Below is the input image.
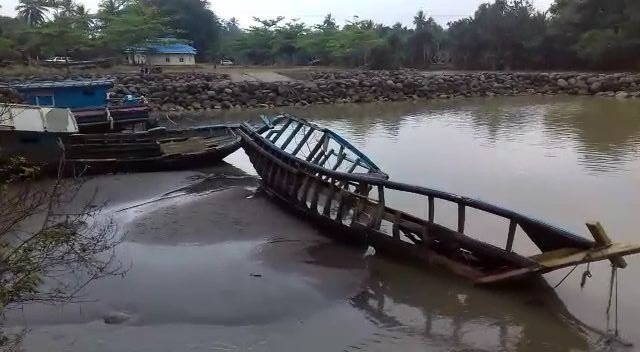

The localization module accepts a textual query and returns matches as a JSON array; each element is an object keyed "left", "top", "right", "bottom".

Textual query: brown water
[{"left": 6, "top": 96, "right": 640, "bottom": 351}]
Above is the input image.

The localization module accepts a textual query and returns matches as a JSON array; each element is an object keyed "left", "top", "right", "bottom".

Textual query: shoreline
[{"left": 2, "top": 69, "right": 640, "bottom": 112}]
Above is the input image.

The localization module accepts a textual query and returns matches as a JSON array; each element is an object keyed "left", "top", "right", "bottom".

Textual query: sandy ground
[{"left": 3, "top": 149, "right": 594, "bottom": 352}]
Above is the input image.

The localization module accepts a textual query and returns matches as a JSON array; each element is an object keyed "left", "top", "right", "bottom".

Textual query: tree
[
  {"left": 145, "top": 0, "right": 220, "bottom": 59},
  {"left": 99, "top": 1, "right": 166, "bottom": 53},
  {"left": 15, "top": 0, "right": 49, "bottom": 27}
]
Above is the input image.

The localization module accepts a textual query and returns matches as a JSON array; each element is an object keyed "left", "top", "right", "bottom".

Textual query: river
[{"left": 5, "top": 96, "right": 640, "bottom": 351}]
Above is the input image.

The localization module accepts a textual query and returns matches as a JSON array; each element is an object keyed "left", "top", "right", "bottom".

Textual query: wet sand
[{"left": 5, "top": 158, "right": 595, "bottom": 352}]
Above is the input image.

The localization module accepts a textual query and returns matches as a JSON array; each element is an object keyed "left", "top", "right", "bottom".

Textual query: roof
[
  {"left": 127, "top": 42, "right": 197, "bottom": 55},
  {"left": 3, "top": 79, "right": 115, "bottom": 90},
  {"left": 0, "top": 104, "right": 78, "bottom": 133}
]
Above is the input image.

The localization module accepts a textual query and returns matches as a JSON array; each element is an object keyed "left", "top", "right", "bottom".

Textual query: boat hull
[{"left": 238, "top": 115, "right": 640, "bottom": 285}]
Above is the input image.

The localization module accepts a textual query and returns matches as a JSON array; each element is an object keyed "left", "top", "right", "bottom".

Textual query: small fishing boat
[
  {"left": 60, "top": 125, "right": 241, "bottom": 175},
  {"left": 239, "top": 114, "right": 640, "bottom": 284},
  {"left": 1, "top": 104, "right": 241, "bottom": 176},
  {"left": 2, "top": 79, "right": 152, "bottom": 133}
]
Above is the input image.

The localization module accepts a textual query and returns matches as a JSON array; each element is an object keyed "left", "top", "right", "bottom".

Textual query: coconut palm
[{"left": 15, "top": 0, "right": 49, "bottom": 27}]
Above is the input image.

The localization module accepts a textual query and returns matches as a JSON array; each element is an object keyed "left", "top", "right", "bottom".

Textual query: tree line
[{"left": 1, "top": 0, "right": 639, "bottom": 70}]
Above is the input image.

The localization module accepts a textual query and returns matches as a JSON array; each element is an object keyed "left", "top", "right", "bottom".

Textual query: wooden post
[
  {"left": 457, "top": 203, "right": 466, "bottom": 234},
  {"left": 428, "top": 196, "right": 435, "bottom": 223},
  {"left": 323, "top": 183, "right": 338, "bottom": 216},
  {"left": 392, "top": 211, "right": 401, "bottom": 240},
  {"left": 586, "top": 222, "right": 627, "bottom": 268},
  {"left": 310, "top": 178, "right": 322, "bottom": 213},
  {"left": 506, "top": 219, "right": 517, "bottom": 252}
]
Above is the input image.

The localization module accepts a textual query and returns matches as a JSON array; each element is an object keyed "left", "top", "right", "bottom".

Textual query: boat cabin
[
  {"left": 7, "top": 79, "right": 113, "bottom": 109},
  {"left": 0, "top": 105, "right": 78, "bottom": 163}
]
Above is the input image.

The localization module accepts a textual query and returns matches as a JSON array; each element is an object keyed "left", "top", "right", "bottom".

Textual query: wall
[{"left": 146, "top": 53, "right": 195, "bottom": 66}]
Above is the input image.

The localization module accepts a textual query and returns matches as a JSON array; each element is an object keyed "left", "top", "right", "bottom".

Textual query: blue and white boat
[{"left": 2, "top": 79, "right": 151, "bottom": 133}]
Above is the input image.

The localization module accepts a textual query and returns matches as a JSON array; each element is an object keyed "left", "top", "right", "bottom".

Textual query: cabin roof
[
  {"left": 0, "top": 105, "right": 78, "bottom": 133},
  {"left": 127, "top": 42, "right": 198, "bottom": 55},
  {"left": 3, "top": 79, "right": 115, "bottom": 90}
]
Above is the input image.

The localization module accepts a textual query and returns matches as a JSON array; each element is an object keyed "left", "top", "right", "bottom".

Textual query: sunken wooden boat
[
  {"left": 58, "top": 125, "right": 241, "bottom": 175},
  {"left": 238, "top": 114, "right": 640, "bottom": 284}
]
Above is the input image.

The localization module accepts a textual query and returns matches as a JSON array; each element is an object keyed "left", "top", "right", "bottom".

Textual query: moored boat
[
  {"left": 238, "top": 114, "right": 640, "bottom": 284},
  {"left": 1, "top": 104, "right": 241, "bottom": 176},
  {"left": 1, "top": 79, "right": 152, "bottom": 133},
  {"left": 60, "top": 125, "right": 241, "bottom": 176}
]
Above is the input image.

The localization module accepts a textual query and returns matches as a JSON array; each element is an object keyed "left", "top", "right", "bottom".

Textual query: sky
[{"left": 1, "top": 0, "right": 556, "bottom": 27}]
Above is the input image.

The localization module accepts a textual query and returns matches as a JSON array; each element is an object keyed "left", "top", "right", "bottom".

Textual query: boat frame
[{"left": 239, "top": 114, "right": 640, "bottom": 284}]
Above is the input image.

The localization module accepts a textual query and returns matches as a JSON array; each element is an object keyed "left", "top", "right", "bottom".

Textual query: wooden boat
[
  {"left": 238, "top": 114, "right": 640, "bottom": 284},
  {"left": 3, "top": 79, "right": 152, "bottom": 133},
  {"left": 59, "top": 125, "right": 241, "bottom": 175}
]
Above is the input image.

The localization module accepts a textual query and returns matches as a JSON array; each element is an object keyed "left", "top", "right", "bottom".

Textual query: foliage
[
  {"left": 0, "top": 155, "right": 123, "bottom": 309},
  {"left": 144, "top": 0, "right": 220, "bottom": 59}
]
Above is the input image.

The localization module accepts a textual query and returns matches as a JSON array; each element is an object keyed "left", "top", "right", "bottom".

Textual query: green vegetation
[{"left": 0, "top": 0, "right": 639, "bottom": 70}]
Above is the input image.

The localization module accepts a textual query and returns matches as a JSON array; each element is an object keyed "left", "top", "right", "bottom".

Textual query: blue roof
[
  {"left": 129, "top": 43, "right": 197, "bottom": 55},
  {"left": 150, "top": 43, "right": 197, "bottom": 54},
  {"left": 2, "top": 79, "right": 114, "bottom": 90}
]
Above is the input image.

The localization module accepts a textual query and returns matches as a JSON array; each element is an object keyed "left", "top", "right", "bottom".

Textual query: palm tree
[
  {"left": 16, "top": 0, "right": 49, "bottom": 27},
  {"left": 55, "top": 0, "right": 77, "bottom": 17}
]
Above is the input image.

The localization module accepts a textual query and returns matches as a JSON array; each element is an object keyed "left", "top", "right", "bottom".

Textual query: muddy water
[{"left": 6, "top": 96, "right": 640, "bottom": 351}]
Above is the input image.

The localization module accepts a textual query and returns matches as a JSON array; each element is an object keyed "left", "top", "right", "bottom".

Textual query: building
[{"left": 126, "top": 41, "right": 198, "bottom": 66}]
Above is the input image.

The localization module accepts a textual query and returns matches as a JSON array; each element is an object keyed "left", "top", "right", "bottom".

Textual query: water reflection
[{"left": 349, "top": 258, "right": 591, "bottom": 352}]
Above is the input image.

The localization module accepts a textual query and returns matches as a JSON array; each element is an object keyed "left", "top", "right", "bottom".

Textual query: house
[{"left": 125, "top": 41, "right": 198, "bottom": 66}]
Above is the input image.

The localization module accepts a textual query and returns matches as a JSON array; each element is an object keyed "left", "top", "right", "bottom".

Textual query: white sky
[{"left": 0, "top": 0, "right": 555, "bottom": 27}]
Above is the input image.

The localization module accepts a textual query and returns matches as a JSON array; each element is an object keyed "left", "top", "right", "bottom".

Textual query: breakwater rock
[{"left": 3, "top": 70, "right": 640, "bottom": 111}]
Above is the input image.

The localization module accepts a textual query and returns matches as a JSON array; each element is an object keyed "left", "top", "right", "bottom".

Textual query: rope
[
  {"left": 553, "top": 264, "right": 579, "bottom": 289},
  {"left": 580, "top": 262, "right": 592, "bottom": 289}
]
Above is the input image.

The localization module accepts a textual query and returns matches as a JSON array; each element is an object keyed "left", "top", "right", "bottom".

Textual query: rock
[
  {"left": 589, "top": 82, "right": 602, "bottom": 93},
  {"left": 615, "top": 91, "right": 629, "bottom": 99},
  {"left": 557, "top": 79, "right": 569, "bottom": 88},
  {"left": 104, "top": 312, "right": 132, "bottom": 325},
  {"left": 206, "top": 91, "right": 217, "bottom": 98}
]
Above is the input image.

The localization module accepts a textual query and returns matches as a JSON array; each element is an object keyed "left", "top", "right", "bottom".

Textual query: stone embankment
[{"left": 2, "top": 70, "right": 640, "bottom": 111}]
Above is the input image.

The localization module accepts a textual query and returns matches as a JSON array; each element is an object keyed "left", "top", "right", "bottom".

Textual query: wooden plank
[
  {"left": 371, "top": 185, "right": 386, "bottom": 229},
  {"left": 270, "top": 119, "right": 293, "bottom": 143},
  {"left": 476, "top": 268, "right": 538, "bottom": 285},
  {"left": 291, "top": 127, "right": 315, "bottom": 156},
  {"left": 331, "top": 152, "right": 347, "bottom": 171},
  {"left": 587, "top": 222, "right": 627, "bottom": 268},
  {"left": 392, "top": 211, "right": 401, "bottom": 240},
  {"left": 279, "top": 121, "right": 303, "bottom": 150},
  {"left": 322, "top": 182, "right": 338, "bottom": 216},
  {"left": 318, "top": 149, "right": 334, "bottom": 167},
  {"left": 305, "top": 132, "right": 328, "bottom": 162},
  {"left": 535, "top": 242, "right": 640, "bottom": 270},
  {"left": 428, "top": 196, "right": 435, "bottom": 223},
  {"left": 506, "top": 219, "right": 517, "bottom": 252},
  {"left": 298, "top": 175, "right": 312, "bottom": 204},
  {"left": 310, "top": 179, "right": 323, "bottom": 213},
  {"left": 347, "top": 158, "right": 361, "bottom": 173},
  {"left": 457, "top": 203, "right": 466, "bottom": 234},
  {"left": 335, "top": 190, "right": 347, "bottom": 222},
  {"left": 311, "top": 150, "right": 326, "bottom": 165}
]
